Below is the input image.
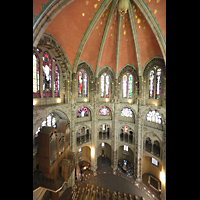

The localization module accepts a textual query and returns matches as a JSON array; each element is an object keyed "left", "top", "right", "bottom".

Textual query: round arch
[{"left": 96, "top": 142, "right": 112, "bottom": 171}]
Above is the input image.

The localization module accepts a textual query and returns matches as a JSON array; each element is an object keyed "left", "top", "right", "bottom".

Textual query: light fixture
[
  {"left": 128, "top": 99, "right": 132, "bottom": 104},
  {"left": 106, "top": 98, "right": 109, "bottom": 102},
  {"left": 160, "top": 171, "right": 165, "bottom": 183},
  {"left": 57, "top": 98, "right": 61, "bottom": 103},
  {"left": 91, "top": 148, "right": 95, "bottom": 157},
  {"left": 155, "top": 103, "right": 157, "bottom": 106},
  {"left": 118, "top": 0, "right": 129, "bottom": 16},
  {"left": 84, "top": 98, "right": 87, "bottom": 102},
  {"left": 33, "top": 100, "right": 36, "bottom": 106}
]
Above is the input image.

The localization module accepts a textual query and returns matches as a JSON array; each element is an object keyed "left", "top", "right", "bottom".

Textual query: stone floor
[{"left": 59, "top": 157, "right": 160, "bottom": 200}]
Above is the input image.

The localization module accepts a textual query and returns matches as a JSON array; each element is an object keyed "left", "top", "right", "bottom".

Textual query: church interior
[{"left": 33, "top": 0, "right": 166, "bottom": 200}]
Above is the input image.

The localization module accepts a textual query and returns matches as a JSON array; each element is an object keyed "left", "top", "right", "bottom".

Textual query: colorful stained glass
[
  {"left": 156, "top": 68, "right": 161, "bottom": 99},
  {"left": 78, "top": 71, "right": 82, "bottom": 97},
  {"left": 105, "top": 75, "right": 109, "bottom": 98},
  {"left": 149, "top": 70, "right": 154, "bottom": 99},
  {"left": 146, "top": 110, "right": 162, "bottom": 124},
  {"left": 101, "top": 74, "right": 104, "bottom": 97},
  {"left": 33, "top": 53, "right": 40, "bottom": 97},
  {"left": 83, "top": 73, "right": 88, "bottom": 97},
  {"left": 125, "top": 126, "right": 128, "bottom": 133},
  {"left": 54, "top": 65, "right": 59, "bottom": 97},
  {"left": 78, "top": 70, "right": 88, "bottom": 97},
  {"left": 121, "top": 107, "right": 133, "bottom": 118},
  {"left": 128, "top": 75, "right": 133, "bottom": 98},
  {"left": 42, "top": 51, "right": 52, "bottom": 97},
  {"left": 77, "top": 107, "right": 89, "bottom": 118},
  {"left": 99, "top": 106, "right": 110, "bottom": 116},
  {"left": 122, "top": 75, "right": 127, "bottom": 98}
]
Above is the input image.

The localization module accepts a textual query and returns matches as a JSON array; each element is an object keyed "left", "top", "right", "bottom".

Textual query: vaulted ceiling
[{"left": 33, "top": 0, "right": 166, "bottom": 77}]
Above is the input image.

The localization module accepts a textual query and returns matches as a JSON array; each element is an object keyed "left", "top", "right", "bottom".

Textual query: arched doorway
[
  {"left": 118, "top": 145, "right": 134, "bottom": 177},
  {"left": 76, "top": 146, "right": 91, "bottom": 181},
  {"left": 97, "top": 142, "right": 112, "bottom": 171},
  {"left": 142, "top": 156, "right": 162, "bottom": 198}
]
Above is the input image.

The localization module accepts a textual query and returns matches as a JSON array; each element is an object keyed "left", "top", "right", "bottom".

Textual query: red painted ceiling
[{"left": 33, "top": 0, "right": 166, "bottom": 74}]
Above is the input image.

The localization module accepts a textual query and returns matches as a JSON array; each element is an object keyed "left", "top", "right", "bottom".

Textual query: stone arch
[{"left": 98, "top": 65, "right": 115, "bottom": 83}]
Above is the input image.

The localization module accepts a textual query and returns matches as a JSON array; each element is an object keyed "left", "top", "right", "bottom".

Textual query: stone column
[{"left": 135, "top": 98, "right": 143, "bottom": 182}]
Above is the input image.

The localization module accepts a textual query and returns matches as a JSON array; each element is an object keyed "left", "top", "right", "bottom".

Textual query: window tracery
[
  {"left": 121, "top": 107, "right": 133, "bottom": 118},
  {"left": 100, "top": 73, "right": 109, "bottom": 98},
  {"left": 99, "top": 106, "right": 110, "bottom": 116},
  {"left": 149, "top": 66, "right": 161, "bottom": 99},
  {"left": 122, "top": 73, "right": 133, "bottom": 98},
  {"left": 42, "top": 51, "right": 52, "bottom": 97},
  {"left": 146, "top": 110, "right": 162, "bottom": 124},
  {"left": 33, "top": 53, "right": 40, "bottom": 97},
  {"left": 78, "top": 70, "right": 88, "bottom": 97},
  {"left": 77, "top": 107, "right": 89, "bottom": 118}
]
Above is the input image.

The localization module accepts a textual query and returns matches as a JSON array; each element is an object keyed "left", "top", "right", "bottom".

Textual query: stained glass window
[
  {"left": 105, "top": 75, "right": 109, "bottom": 98},
  {"left": 122, "top": 73, "right": 133, "bottom": 98},
  {"left": 101, "top": 73, "right": 109, "bottom": 98},
  {"left": 78, "top": 70, "right": 88, "bottom": 97},
  {"left": 101, "top": 74, "right": 105, "bottom": 97},
  {"left": 128, "top": 75, "right": 133, "bottom": 98},
  {"left": 42, "top": 51, "right": 52, "bottom": 97},
  {"left": 125, "top": 126, "right": 128, "bottom": 133},
  {"left": 149, "top": 67, "right": 162, "bottom": 99},
  {"left": 149, "top": 70, "right": 154, "bottom": 99},
  {"left": 99, "top": 106, "right": 110, "bottom": 116},
  {"left": 54, "top": 65, "right": 59, "bottom": 97},
  {"left": 122, "top": 75, "right": 127, "bottom": 98},
  {"left": 78, "top": 71, "right": 82, "bottom": 97},
  {"left": 156, "top": 68, "right": 161, "bottom": 99},
  {"left": 83, "top": 73, "right": 88, "bottom": 97},
  {"left": 77, "top": 107, "right": 89, "bottom": 118},
  {"left": 121, "top": 107, "right": 133, "bottom": 118},
  {"left": 146, "top": 110, "right": 162, "bottom": 124},
  {"left": 33, "top": 53, "right": 40, "bottom": 97}
]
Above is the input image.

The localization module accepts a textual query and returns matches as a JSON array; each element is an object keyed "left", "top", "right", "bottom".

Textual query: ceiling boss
[{"left": 118, "top": 0, "right": 129, "bottom": 16}]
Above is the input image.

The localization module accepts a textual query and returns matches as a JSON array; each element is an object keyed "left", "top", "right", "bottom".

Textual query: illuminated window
[
  {"left": 121, "top": 107, "right": 133, "bottom": 118},
  {"left": 124, "top": 145, "right": 128, "bottom": 151},
  {"left": 33, "top": 53, "right": 40, "bottom": 97},
  {"left": 101, "top": 73, "right": 109, "bottom": 98},
  {"left": 149, "top": 67, "right": 161, "bottom": 99},
  {"left": 125, "top": 126, "right": 128, "bottom": 133},
  {"left": 77, "top": 107, "right": 89, "bottom": 118},
  {"left": 149, "top": 70, "right": 154, "bottom": 99},
  {"left": 99, "top": 106, "right": 110, "bottom": 116},
  {"left": 47, "top": 115, "right": 52, "bottom": 126},
  {"left": 156, "top": 68, "right": 161, "bottom": 99},
  {"left": 54, "top": 65, "right": 60, "bottom": 97},
  {"left": 78, "top": 70, "right": 88, "bottom": 97},
  {"left": 122, "top": 73, "right": 133, "bottom": 98},
  {"left": 146, "top": 110, "right": 162, "bottom": 124},
  {"left": 42, "top": 51, "right": 52, "bottom": 97},
  {"left": 122, "top": 75, "right": 127, "bottom": 98}
]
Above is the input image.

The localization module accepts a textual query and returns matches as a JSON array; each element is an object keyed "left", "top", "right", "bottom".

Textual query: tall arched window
[
  {"left": 78, "top": 70, "right": 88, "bottom": 97},
  {"left": 54, "top": 65, "right": 60, "bottom": 97},
  {"left": 42, "top": 51, "right": 52, "bottom": 97},
  {"left": 101, "top": 73, "right": 109, "bottom": 98},
  {"left": 122, "top": 73, "right": 133, "bottom": 98},
  {"left": 149, "top": 67, "right": 161, "bottom": 99},
  {"left": 33, "top": 53, "right": 40, "bottom": 97}
]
